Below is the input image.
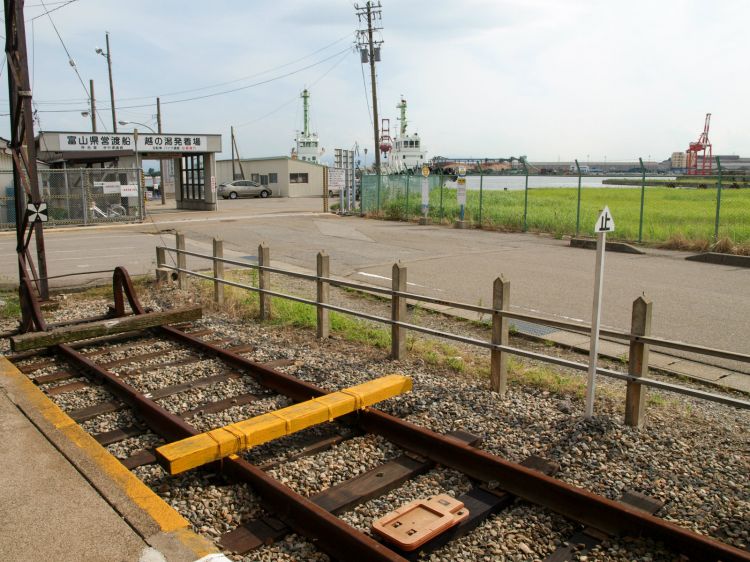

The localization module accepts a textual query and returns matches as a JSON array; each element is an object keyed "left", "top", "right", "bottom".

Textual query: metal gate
[{"left": 0, "top": 168, "right": 144, "bottom": 229}]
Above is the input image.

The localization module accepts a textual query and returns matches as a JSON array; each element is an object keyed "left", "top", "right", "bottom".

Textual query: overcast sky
[{"left": 2, "top": 0, "right": 747, "bottom": 163}]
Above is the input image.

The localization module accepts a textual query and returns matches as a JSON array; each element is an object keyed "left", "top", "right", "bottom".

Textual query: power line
[
  {"left": 26, "top": 30, "right": 355, "bottom": 106},
  {"left": 235, "top": 48, "right": 350, "bottom": 129},
  {"left": 27, "top": 46, "right": 354, "bottom": 114}
]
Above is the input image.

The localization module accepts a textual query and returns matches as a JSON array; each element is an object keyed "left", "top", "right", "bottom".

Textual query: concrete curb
[
  {"left": 685, "top": 252, "right": 750, "bottom": 268},
  {"left": 570, "top": 237, "right": 644, "bottom": 254},
  {"left": 0, "top": 356, "right": 222, "bottom": 562}
]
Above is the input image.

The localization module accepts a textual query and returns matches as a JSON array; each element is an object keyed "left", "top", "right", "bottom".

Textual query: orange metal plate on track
[{"left": 372, "top": 494, "right": 469, "bottom": 551}]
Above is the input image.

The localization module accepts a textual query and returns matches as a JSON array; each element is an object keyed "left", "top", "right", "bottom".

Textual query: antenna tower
[
  {"left": 396, "top": 97, "right": 407, "bottom": 136},
  {"left": 301, "top": 89, "right": 310, "bottom": 137}
]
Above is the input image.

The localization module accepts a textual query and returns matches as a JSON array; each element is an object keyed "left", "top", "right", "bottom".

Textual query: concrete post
[
  {"left": 155, "top": 246, "right": 168, "bottom": 284},
  {"left": 213, "top": 238, "right": 224, "bottom": 305},
  {"left": 175, "top": 232, "right": 186, "bottom": 289},
  {"left": 625, "top": 296, "right": 652, "bottom": 427},
  {"left": 316, "top": 251, "right": 330, "bottom": 339},
  {"left": 391, "top": 262, "right": 407, "bottom": 359},
  {"left": 258, "top": 243, "right": 271, "bottom": 320},
  {"left": 491, "top": 276, "right": 510, "bottom": 394}
]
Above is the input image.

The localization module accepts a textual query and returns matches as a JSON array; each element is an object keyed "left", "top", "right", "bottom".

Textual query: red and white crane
[{"left": 686, "top": 113, "right": 713, "bottom": 175}]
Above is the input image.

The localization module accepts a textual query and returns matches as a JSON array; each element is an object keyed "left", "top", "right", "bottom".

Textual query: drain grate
[{"left": 511, "top": 319, "right": 559, "bottom": 338}]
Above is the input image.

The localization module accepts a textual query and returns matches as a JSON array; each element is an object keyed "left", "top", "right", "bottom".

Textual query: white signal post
[{"left": 585, "top": 206, "right": 615, "bottom": 419}]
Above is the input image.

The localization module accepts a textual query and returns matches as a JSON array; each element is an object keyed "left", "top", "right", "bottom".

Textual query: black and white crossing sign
[
  {"left": 26, "top": 202, "right": 48, "bottom": 223},
  {"left": 595, "top": 206, "right": 615, "bottom": 232}
]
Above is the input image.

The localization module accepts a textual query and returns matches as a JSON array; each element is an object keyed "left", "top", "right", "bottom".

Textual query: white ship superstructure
[
  {"left": 292, "top": 89, "right": 323, "bottom": 163},
  {"left": 389, "top": 97, "right": 425, "bottom": 171}
]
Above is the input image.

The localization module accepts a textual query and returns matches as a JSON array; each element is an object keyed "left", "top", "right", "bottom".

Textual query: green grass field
[{"left": 373, "top": 185, "right": 750, "bottom": 250}]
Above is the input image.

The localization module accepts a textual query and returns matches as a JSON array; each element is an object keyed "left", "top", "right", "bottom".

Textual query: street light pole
[
  {"left": 104, "top": 32, "right": 116, "bottom": 132},
  {"left": 89, "top": 79, "right": 96, "bottom": 132},
  {"left": 118, "top": 120, "right": 155, "bottom": 133}
]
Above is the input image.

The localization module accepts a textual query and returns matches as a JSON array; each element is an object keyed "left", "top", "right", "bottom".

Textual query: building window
[
  {"left": 290, "top": 173, "right": 309, "bottom": 183},
  {"left": 251, "top": 173, "right": 260, "bottom": 182},
  {"left": 269, "top": 173, "right": 278, "bottom": 184}
]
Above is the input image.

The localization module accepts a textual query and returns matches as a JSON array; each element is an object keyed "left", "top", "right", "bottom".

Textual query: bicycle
[{"left": 90, "top": 201, "right": 127, "bottom": 219}]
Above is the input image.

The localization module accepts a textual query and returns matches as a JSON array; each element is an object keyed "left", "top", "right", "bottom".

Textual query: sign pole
[
  {"left": 585, "top": 206, "right": 614, "bottom": 419},
  {"left": 420, "top": 165, "right": 430, "bottom": 224},
  {"left": 585, "top": 229, "right": 606, "bottom": 418}
]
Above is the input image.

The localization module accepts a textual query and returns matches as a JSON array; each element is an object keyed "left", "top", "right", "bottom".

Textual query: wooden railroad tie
[{"left": 10, "top": 306, "right": 203, "bottom": 352}]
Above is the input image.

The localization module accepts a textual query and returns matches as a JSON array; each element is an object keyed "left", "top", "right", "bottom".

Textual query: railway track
[{"left": 6, "top": 268, "right": 749, "bottom": 561}]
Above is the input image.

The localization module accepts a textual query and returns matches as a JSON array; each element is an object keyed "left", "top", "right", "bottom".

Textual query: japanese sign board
[
  {"left": 58, "top": 133, "right": 207, "bottom": 153},
  {"left": 329, "top": 168, "right": 346, "bottom": 193},
  {"left": 136, "top": 135, "right": 207, "bottom": 152},
  {"left": 421, "top": 176, "right": 429, "bottom": 208},
  {"left": 421, "top": 165, "right": 430, "bottom": 178},
  {"left": 456, "top": 177, "right": 467, "bottom": 206},
  {"left": 594, "top": 206, "right": 615, "bottom": 233},
  {"left": 457, "top": 166, "right": 467, "bottom": 177},
  {"left": 120, "top": 184, "right": 139, "bottom": 197},
  {"left": 94, "top": 181, "right": 122, "bottom": 195},
  {"left": 26, "top": 202, "right": 48, "bottom": 223},
  {"left": 210, "top": 176, "right": 217, "bottom": 193}
]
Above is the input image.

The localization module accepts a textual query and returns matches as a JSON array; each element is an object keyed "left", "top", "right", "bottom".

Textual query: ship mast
[
  {"left": 301, "top": 89, "right": 310, "bottom": 137},
  {"left": 397, "top": 97, "right": 407, "bottom": 136}
]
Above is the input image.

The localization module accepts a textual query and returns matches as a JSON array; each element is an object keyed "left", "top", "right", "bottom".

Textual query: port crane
[{"left": 686, "top": 113, "right": 713, "bottom": 175}]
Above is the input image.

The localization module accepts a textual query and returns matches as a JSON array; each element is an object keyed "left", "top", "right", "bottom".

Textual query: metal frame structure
[
  {"left": 5, "top": 0, "right": 50, "bottom": 331},
  {"left": 686, "top": 113, "right": 713, "bottom": 176}
]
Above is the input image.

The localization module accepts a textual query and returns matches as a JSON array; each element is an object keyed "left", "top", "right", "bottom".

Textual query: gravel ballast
[{"left": 3, "top": 283, "right": 748, "bottom": 561}]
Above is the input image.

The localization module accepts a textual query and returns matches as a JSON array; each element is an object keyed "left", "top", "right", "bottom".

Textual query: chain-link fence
[
  {"left": 0, "top": 168, "right": 144, "bottom": 229},
  {"left": 361, "top": 169, "right": 750, "bottom": 249}
]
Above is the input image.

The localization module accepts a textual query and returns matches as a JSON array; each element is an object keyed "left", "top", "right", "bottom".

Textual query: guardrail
[{"left": 155, "top": 233, "right": 750, "bottom": 426}]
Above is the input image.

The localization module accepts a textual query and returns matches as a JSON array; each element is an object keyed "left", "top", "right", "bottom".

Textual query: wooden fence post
[
  {"left": 491, "top": 275, "right": 510, "bottom": 394},
  {"left": 213, "top": 238, "right": 224, "bottom": 305},
  {"left": 258, "top": 243, "right": 271, "bottom": 320},
  {"left": 391, "top": 262, "right": 407, "bottom": 359},
  {"left": 625, "top": 296, "right": 651, "bottom": 427},
  {"left": 175, "top": 232, "right": 186, "bottom": 289},
  {"left": 316, "top": 251, "right": 330, "bottom": 339},
  {"left": 155, "top": 246, "right": 168, "bottom": 284}
]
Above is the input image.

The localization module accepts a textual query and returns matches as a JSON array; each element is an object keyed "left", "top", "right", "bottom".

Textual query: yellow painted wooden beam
[{"left": 156, "top": 374, "right": 412, "bottom": 475}]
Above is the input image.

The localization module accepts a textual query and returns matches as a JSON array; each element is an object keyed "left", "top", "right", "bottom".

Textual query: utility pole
[
  {"left": 104, "top": 32, "right": 117, "bottom": 132},
  {"left": 157, "top": 97, "right": 165, "bottom": 205},
  {"left": 231, "top": 126, "right": 236, "bottom": 180},
  {"left": 89, "top": 79, "right": 96, "bottom": 132},
  {"left": 355, "top": 1, "right": 383, "bottom": 174},
  {"left": 5, "top": 0, "right": 50, "bottom": 325}
]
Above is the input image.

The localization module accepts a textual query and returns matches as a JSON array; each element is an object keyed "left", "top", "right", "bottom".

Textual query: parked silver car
[{"left": 218, "top": 180, "right": 272, "bottom": 199}]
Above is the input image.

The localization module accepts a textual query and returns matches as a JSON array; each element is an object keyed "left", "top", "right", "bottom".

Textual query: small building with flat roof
[{"left": 215, "top": 156, "right": 325, "bottom": 198}]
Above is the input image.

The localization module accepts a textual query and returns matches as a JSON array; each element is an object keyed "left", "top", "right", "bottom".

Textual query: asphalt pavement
[{"left": 1, "top": 197, "right": 748, "bottom": 361}]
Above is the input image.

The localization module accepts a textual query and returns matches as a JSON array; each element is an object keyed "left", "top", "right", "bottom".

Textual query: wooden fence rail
[{"left": 155, "top": 232, "right": 750, "bottom": 427}]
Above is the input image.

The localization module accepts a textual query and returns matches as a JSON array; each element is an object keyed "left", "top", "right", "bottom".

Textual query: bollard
[
  {"left": 316, "top": 251, "right": 330, "bottom": 339},
  {"left": 491, "top": 276, "right": 510, "bottom": 395},
  {"left": 176, "top": 232, "right": 186, "bottom": 289},
  {"left": 391, "top": 262, "right": 407, "bottom": 359},
  {"left": 625, "top": 296, "right": 651, "bottom": 427},
  {"left": 258, "top": 243, "right": 271, "bottom": 320},
  {"left": 213, "top": 239, "right": 224, "bottom": 305}
]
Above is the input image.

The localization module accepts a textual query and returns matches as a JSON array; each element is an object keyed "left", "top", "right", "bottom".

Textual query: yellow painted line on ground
[
  {"left": 157, "top": 374, "right": 412, "bottom": 475},
  {"left": 0, "top": 356, "right": 216, "bottom": 558}
]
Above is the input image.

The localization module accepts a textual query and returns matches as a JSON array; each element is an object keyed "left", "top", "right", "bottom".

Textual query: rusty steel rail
[
  {"left": 24, "top": 268, "right": 750, "bottom": 561},
  {"left": 162, "top": 323, "right": 750, "bottom": 562}
]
